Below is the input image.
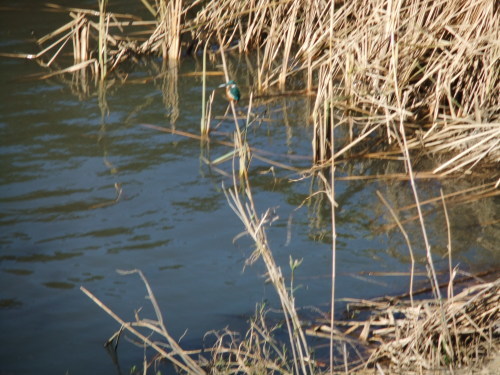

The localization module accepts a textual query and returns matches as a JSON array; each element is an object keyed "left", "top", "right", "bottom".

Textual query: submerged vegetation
[{"left": 5, "top": 0, "right": 499, "bottom": 373}]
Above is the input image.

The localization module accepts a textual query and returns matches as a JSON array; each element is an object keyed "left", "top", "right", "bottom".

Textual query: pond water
[{"left": 1, "top": 5, "right": 498, "bottom": 375}]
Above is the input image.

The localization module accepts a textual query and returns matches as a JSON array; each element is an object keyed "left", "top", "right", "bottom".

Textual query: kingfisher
[{"left": 218, "top": 80, "right": 241, "bottom": 103}]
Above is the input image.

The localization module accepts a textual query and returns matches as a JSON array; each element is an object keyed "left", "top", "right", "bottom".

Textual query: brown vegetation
[{"left": 4, "top": 0, "right": 498, "bottom": 174}]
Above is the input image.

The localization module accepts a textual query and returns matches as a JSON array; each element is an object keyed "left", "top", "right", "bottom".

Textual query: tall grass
[
  {"left": 190, "top": 0, "right": 499, "bottom": 174},
  {"left": 9, "top": 1, "right": 498, "bottom": 172},
  {"left": 5, "top": 1, "right": 185, "bottom": 81},
  {"left": 224, "top": 128, "right": 314, "bottom": 375}
]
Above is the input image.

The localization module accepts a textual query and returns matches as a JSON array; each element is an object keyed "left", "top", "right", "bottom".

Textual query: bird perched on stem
[{"left": 218, "top": 80, "right": 241, "bottom": 103}]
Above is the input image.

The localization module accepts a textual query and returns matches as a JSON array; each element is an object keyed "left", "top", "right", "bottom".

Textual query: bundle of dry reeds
[
  {"left": 309, "top": 279, "right": 500, "bottom": 374},
  {"left": 348, "top": 279, "right": 500, "bottom": 372},
  {"left": 192, "top": 0, "right": 499, "bottom": 112},
  {"left": 10, "top": 1, "right": 499, "bottom": 165},
  {"left": 191, "top": 0, "right": 499, "bottom": 173},
  {"left": 4, "top": 1, "right": 186, "bottom": 81}
]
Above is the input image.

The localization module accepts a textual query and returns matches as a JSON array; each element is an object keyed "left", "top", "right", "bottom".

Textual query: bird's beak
[{"left": 218, "top": 83, "right": 227, "bottom": 88}]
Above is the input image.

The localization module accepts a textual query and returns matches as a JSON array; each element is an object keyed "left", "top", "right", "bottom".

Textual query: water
[{"left": 1, "top": 5, "right": 498, "bottom": 375}]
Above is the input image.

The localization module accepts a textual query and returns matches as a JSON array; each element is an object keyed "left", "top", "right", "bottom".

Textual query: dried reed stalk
[
  {"left": 224, "top": 132, "right": 314, "bottom": 374},
  {"left": 97, "top": 0, "right": 108, "bottom": 79},
  {"left": 81, "top": 269, "right": 206, "bottom": 375},
  {"left": 376, "top": 191, "right": 416, "bottom": 307}
]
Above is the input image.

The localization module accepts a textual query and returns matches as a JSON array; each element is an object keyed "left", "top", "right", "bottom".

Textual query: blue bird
[{"left": 218, "top": 80, "right": 241, "bottom": 103}]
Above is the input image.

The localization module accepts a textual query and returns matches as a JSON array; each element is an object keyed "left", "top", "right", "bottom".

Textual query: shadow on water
[{"left": 0, "top": 10, "right": 498, "bottom": 375}]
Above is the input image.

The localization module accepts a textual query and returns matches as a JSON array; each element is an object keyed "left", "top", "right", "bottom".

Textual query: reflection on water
[{"left": 0, "top": 8, "right": 498, "bottom": 375}]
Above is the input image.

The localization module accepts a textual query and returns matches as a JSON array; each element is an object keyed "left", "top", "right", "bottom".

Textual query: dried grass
[
  {"left": 81, "top": 269, "right": 206, "bottom": 375},
  {"left": 205, "top": 306, "right": 294, "bottom": 374},
  {"left": 6, "top": 0, "right": 499, "bottom": 174},
  {"left": 3, "top": 1, "right": 183, "bottom": 81},
  {"left": 308, "top": 273, "right": 499, "bottom": 373},
  {"left": 363, "top": 278, "right": 500, "bottom": 372},
  {"left": 190, "top": 0, "right": 499, "bottom": 175},
  {"left": 223, "top": 112, "right": 314, "bottom": 374}
]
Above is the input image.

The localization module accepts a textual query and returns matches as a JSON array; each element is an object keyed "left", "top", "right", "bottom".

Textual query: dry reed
[
  {"left": 365, "top": 279, "right": 500, "bottom": 372},
  {"left": 4, "top": 1, "right": 184, "bottom": 81},
  {"left": 222, "top": 103, "right": 314, "bottom": 374},
  {"left": 190, "top": 0, "right": 499, "bottom": 175},
  {"left": 7, "top": 1, "right": 499, "bottom": 175},
  {"left": 81, "top": 269, "right": 206, "bottom": 375}
]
